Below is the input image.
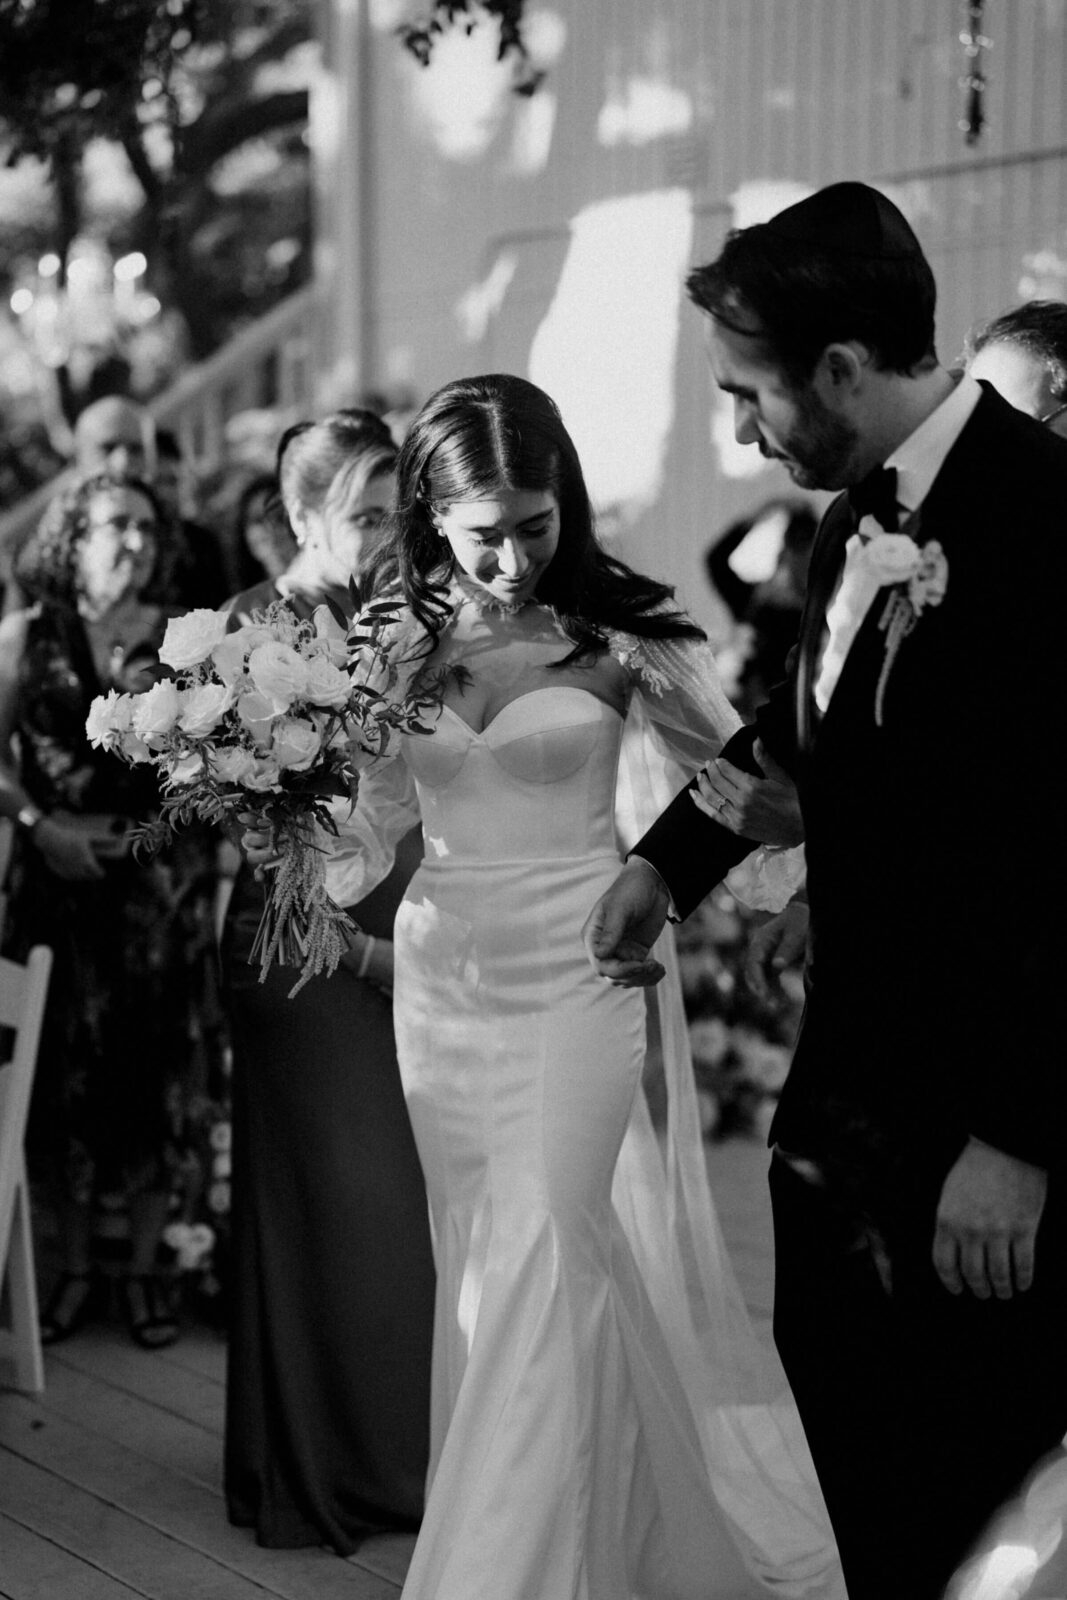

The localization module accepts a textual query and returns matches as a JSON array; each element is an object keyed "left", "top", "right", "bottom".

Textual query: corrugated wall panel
[{"left": 338, "top": 1, "right": 1067, "bottom": 634}]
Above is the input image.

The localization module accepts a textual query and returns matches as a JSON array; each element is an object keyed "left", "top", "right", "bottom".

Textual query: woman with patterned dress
[
  {"left": 222, "top": 411, "right": 435, "bottom": 1551},
  {"left": 244, "top": 376, "right": 842, "bottom": 1599},
  {"left": 0, "top": 471, "right": 225, "bottom": 1349}
]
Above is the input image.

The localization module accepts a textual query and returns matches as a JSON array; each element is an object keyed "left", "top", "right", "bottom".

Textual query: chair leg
[{"left": 4, "top": 1160, "right": 45, "bottom": 1393}]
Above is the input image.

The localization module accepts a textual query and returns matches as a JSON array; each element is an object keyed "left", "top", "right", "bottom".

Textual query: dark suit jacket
[{"left": 638, "top": 385, "right": 1064, "bottom": 1176}]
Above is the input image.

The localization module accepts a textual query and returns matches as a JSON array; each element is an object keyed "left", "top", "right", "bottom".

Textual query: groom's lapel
[{"left": 793, "top": 494, "right": 852, "bottom": 758}]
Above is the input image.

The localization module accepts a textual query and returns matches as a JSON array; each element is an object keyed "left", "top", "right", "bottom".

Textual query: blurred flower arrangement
[
  {"left": 85, "top": 597, "right": 444, "bottom": 994},
  {"left": 161, "top": 1107, "right": 233, "bottom": 1322},
  {"left": 675, "top": 886, "right": 805, "bottom": 1142}
]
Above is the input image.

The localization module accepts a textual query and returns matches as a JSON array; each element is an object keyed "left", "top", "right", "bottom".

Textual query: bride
[{"left": 246, "top": 374, "right": 841, "bottom": 1600}]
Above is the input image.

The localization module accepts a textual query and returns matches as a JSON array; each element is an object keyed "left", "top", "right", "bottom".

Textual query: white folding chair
[{"left": 0, "top": 945, "right": 53, "bottom": 1393}]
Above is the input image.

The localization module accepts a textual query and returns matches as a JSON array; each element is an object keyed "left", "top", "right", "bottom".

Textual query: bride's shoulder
[{"left": 602, "top": 602, "right": 701, "bottom": 691}]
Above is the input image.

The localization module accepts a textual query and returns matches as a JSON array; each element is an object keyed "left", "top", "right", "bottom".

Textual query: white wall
[{"left": 315, "top": 0, "right": 1067, "bottom": 639}]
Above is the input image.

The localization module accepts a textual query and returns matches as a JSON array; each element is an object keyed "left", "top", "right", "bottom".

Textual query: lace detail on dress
[{"left": 605, "top": 627, "right": 673, "bottom": 696}]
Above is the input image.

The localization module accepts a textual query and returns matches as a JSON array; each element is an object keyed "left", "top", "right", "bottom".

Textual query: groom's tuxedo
[
  {"left": 641, "top": 382, "right": 1062, "bottom": 1173},
  {"left": 636, "top": 381, "right": 1067, "bottom": 1597}
]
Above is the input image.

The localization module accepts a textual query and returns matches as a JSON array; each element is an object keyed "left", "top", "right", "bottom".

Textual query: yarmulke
[{"left": 763, "top": 182, "right": 924, "bottom": 261}]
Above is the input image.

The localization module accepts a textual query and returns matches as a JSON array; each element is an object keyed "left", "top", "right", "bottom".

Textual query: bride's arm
[
  {"left": 614, "top": 629, "right": 805, "bottom": 912},
  {"left": 322, "top": 754, "right": 421, "bottom": 908}
]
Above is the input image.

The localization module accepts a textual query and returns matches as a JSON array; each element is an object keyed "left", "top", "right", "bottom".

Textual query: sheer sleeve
[
  {"left": 609, "top": 627, "right": 805, "bottom": 912},
  {"left": 609, "top": 629, "right": 743, "bottom": 774},
  {"left": 609, "top": 630, "right": 740, "bottom": 856},
  {"left": 323, "top": 753, "right": 420, "bottom": 908}
]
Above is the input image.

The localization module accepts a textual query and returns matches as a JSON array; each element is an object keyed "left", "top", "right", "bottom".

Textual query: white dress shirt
[{"left": 813, "top": 373, "right": 983, "bottom": 712}]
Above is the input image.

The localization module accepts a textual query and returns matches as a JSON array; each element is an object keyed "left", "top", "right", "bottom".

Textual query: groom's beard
[{"left": 769, "top": 387, "right": 860, "bottom": 491}]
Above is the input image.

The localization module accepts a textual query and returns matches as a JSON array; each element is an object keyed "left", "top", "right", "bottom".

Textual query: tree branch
[{"left": 177, "top": 87, "right": 308, "bottom": 178}]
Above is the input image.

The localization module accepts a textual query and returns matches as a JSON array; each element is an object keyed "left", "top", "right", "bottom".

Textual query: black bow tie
[{"left": 848, "top": 465, "right": 899, "bottom": 531}]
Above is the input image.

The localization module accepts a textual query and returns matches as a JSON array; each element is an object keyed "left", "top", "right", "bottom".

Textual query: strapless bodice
[{"left": 401, "top": 686, "right": 623, "bottom": 864}]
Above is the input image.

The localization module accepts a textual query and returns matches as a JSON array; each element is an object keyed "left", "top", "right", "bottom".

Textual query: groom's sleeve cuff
[{"left": 627, "top": 852, "right": 680, "bottom": 923}]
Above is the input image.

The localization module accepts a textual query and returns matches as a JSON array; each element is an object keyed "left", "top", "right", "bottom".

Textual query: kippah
[{"left": 762, "top": 182, "right": 925, "bottom": 262}]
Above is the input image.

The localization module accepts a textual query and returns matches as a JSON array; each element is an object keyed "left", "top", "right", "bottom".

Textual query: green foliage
[
  {"left": 0, "top": 0, "right": 314, "bottom": 389},
  {"left": 398, "top": 0, "right": 544, "bottom": 94},
  {"left": 0, "top": 0, "right": 198, "bottom": 162}
]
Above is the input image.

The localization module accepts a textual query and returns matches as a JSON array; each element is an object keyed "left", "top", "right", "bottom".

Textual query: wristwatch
[{"left": 15, "top": 802, "right": 46, "bottom": 836}]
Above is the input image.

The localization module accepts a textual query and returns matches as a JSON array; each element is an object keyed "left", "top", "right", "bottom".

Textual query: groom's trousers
[{"left": 769, "top": 1150, "right": 1067, "bottom": 1600}]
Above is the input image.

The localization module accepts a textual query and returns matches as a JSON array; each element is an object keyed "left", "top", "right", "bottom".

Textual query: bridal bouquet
[{"left": 86, "top": 598, "right": 436, "bottom": 993}]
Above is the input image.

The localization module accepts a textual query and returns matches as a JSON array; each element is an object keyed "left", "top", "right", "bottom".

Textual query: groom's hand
[
  {"left": 933, "top": 1138, "right": 1048, "bottom": 1300},
  {"left": 582, "top": 857, "right": 669, "bottom": 987},
  {"left": 743, "top": 901, "right": 809, "bottom": 999}
]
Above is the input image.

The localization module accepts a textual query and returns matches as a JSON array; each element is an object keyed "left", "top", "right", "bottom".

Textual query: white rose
[
  {"left": 732, "top": 1028, "right": 791, "bottom": 1093},
  {"left": 311, "top": 604, "right": 349, "bottom": 665},
  {"left": 131, "top": 679, "right": 182, "bottom": 742},
  {"left": 178, "top": 682, "right": 234, "bottom": 738},
  {"left": 236, "top": 689, "right": 277, "bottom": 745},
  {"left": 743, "top": 1042, "right": 791, "bottom": 1093},
  {"left": 159, "top": 608, "right": 230, "bottom": 670},
  {"left": 209, "top": 1121, "right": 232, "bottom": 1152},
  {"left": 210, "top": 624, "right": 275, "bottom": 685},
  {"left": 241, "top": 755, "right": 282, "bottom": 792},
  {"left": 863, "top": 532, "right": 922, "bottom": 585},
  {"left": 688, "top": 1016, "right": 730, "bottom": 1068},
  {"left": 909, "top": 540, "right": 950, "bottom": 611},
  {"left": 210, "top": 633, "right": 250, "bottom": 686},
  {"left": 120, "top": 730, "right": 153, "bottom": 764},
  {"left": 85, "top": 689, "right": 134, "bottom": 749},
  {"left": 166, "top": 750, "right": 205, "bottom": 786},
  {"left": 303, "top": 654, "right": 352, "bottom": 709},
  {"left": 247, "top": 640, "right": 310, "bottom": 712},
  {"left": 209, "top": 746, "right": 257, "bottom": 785},
  {"left": 272, "top": 716, "right": 324, "bottom": 772}
]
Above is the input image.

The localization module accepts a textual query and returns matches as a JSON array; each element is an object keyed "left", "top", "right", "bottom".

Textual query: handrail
[{"left": 0, "top": 282, "right": 323, "bottom": 554}]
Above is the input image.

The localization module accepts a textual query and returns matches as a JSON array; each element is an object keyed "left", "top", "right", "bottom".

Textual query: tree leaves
[{"left": 396, "top": 1, "right": 545, "bottom": 94}]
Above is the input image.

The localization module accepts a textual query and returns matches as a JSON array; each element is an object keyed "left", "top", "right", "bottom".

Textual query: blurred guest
[
  {"left": 966, "top": 299, "right": 1067, "bottom": 438},
  {"left": 705, "top": 498, "right": 817, "bottom": 713},
  {"left": 0, "top": 472, "right": 223, "bottom": 1349},
  {"left": 152, "top": 428, "right": 229, "bottom": 609},
  {"left": 222, "top": 409, "right": 434, "bottom": 1552},
  {"left": 72, "top": 395, "right": 154, "bottom": 479},
  {"left": 73, "top": 396, "right": 226, "bottom": 610},
  {"left": 229, "top": 472, "right": 299, "bottom": 593}
]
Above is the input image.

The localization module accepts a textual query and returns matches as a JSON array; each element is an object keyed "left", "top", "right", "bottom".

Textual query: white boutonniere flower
[
  {"left": 862, "top": 531, "right": 923, "bottom": 585},
  {"left": 907, "top": 539, "right": 950, "bottom": 616},
  {"left": 870, "top": 514, "right": 949, "bottom": 725}
]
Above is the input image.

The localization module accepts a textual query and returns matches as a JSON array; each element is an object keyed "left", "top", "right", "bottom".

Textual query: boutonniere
[{"left": 859, "top": 514, "right": 949, "bottom": 725}]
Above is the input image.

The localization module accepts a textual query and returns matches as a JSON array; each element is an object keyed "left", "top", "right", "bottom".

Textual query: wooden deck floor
[{"left": 0, "top": 1140, "right": 774, "bottom": 1600}]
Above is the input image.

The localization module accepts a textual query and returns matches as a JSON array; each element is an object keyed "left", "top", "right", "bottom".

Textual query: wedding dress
[{"left": 325, "top": 592, "right": 842, "bottom": 1600}]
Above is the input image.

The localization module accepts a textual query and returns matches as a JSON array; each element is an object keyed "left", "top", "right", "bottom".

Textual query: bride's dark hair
[{"left": 361, "top": 373, "right": 703, "bottom": 660}]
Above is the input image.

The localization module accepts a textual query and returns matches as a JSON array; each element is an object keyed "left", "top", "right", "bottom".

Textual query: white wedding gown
[{"left": 326, "top": 597, "right": 842, "bottom": 1600}]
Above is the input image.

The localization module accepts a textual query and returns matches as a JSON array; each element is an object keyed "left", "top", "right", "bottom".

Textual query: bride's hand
[{"left": 693, "top": 740, "right": 804, "bottom": 846}]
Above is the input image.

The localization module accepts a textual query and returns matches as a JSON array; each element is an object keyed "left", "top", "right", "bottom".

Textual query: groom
[{"left": 585, "top": 183, "right": 1067, "bottom": 1599}]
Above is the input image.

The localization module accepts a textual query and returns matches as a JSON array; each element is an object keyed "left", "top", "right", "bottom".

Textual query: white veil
[{"left": 611, "top": 690, "right": 845, "bottom": 1599}]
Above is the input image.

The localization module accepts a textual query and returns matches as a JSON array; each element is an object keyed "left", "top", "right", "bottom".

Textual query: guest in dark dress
[
  {"left": 152, "top": 429, "right": 231, "bottom": 610},
  {"left": 229, "top": 472, "right": 300, "bottom": 595},
  {"left": 0, "top": 471, "right": 224, "bottom": 1349},
  {"left": 221, "top": 409, "right": 435, "bottom": 1551}
]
